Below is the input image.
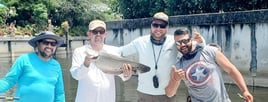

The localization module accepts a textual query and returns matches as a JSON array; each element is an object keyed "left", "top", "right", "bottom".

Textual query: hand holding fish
[
  {"left": 84, "top": 49, "right": 98, "bottom": 68},
  {"left": 122, "top": 63, "right": 132, "bottom": 77},
  {"left": 85, "top": 48, "right": 150, "bottom": 74}
]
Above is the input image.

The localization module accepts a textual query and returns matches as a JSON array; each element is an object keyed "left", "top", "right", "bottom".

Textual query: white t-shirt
[{"left": 119, "top": 35, "right": 179, "bottom": 95}]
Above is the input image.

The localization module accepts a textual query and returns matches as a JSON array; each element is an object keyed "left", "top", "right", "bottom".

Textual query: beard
[
  {"left": 181, "top": 44, "right": 203, "bottom": 60},
  {"left": 38, "top": 47, "right": 54, "bottom": 58},
  {"left": 150, "top": 30, "right": 166, "bottom": 40},
  {"left": 179, "top": 43, "right": 192, "bottom": 55}
]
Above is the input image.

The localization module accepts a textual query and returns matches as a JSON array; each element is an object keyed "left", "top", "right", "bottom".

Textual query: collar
[
  {"left": 150, "top": 36, "right": 166, "bottom": 46},
  {"left": 182, "top": 45, "right": 203, "bottom": 60}
]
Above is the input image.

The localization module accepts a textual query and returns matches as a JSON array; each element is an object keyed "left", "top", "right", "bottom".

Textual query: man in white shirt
[{"left": 70, "top": 20, "right": 132, "bottom": 102}]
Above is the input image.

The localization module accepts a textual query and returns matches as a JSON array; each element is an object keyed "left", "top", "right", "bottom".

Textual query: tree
[
  {"left": 1, "top": 0, "right": 110, "bottom": 35},
  {"left": 109, "top": 0, "right": 268, "bottom": 19},
  {"left": 109, "top": 0, "right": 166, "bottom": 19},
  {"left": 0, "top": 6, "right": 8, "bottom": 25}
]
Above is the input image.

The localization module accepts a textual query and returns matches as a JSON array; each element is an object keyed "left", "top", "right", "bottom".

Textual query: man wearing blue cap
[{"left": 0, "top": 31, "right": 65, "bottom": 102}]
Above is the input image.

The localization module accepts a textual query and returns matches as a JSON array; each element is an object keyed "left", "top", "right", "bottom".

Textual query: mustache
[
  {"left": 44, "top": 47, "right": 54, "bottom": 52},
  {"left": 39, "top": 47, "right": 54, "bottom": 57}
]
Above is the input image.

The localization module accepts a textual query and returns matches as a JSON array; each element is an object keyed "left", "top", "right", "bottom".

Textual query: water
[{"left": 0, "top": 51, "right": 268, "bottom": 102}]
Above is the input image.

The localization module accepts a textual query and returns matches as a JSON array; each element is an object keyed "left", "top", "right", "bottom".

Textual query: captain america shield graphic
[{"left": 185, "top": 61, "right": 211, "bottom": 86}]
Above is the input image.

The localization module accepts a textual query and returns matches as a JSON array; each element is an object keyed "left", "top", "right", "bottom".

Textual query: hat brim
[{"left": 28, "top": 34, "right": 64, "bottom": 47}]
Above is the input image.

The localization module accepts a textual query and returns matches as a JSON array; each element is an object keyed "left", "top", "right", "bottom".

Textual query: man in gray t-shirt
[{"left": 165, "top": 28, "right": 253, "bottom": 102}]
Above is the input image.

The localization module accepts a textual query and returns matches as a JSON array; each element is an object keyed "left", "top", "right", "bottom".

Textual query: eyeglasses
[
  {"left": 91, "top": 29, "right": 105, "bottom": 35},
  {"left": 175, "top": 38, "right": 191, "bottom": 46},
  {"left": 39, "top": 40, "right": 57, "bottom": 46},
  {"left": 151, "top": 23, "right": 167, "bottom": 29}
]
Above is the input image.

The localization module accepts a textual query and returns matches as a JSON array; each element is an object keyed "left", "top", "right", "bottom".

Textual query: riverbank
[{"left": 223, "top": 71, "right": 268, "bottom": 88}]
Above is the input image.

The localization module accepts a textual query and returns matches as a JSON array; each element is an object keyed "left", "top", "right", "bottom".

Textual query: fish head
[{"left": 85, "top": 48, "right": 99, "bottom": 59}]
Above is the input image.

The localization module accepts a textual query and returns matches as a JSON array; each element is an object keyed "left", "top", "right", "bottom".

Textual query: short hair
[{"left": 174, "top": 27, "right": 191, "bottom": 38}]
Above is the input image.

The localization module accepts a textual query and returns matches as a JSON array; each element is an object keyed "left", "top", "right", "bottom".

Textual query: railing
[
  {"left": 0, "top": 36, "right": 88, "bottom": 58},
  {"left": 0, "top": 96, "right": 19, "bottom": 102}
]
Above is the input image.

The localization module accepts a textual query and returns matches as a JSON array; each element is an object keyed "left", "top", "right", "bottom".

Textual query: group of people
[{"left": 0, "top": 12, "right": 254, "bottom": 102}]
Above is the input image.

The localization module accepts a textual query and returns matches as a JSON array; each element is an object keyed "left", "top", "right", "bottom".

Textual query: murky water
[{"left": 0, "top": 51, "right": 267, "bottom": 102}]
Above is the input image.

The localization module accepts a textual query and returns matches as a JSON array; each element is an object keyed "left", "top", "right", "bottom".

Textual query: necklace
[{"left": 151, "top": 43, "right": 163, "bottom": 71}]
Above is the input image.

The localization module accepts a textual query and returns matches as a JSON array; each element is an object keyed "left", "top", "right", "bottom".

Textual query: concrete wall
[{"left": 105, "top": 10, "right": 268, "bottom": 73}]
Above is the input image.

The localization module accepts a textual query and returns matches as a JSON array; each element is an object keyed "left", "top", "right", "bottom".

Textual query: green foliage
[
  {"left": 32, "top": 3, "right": 48, "bottom": 32},
  {"left": 1, "top": 0, "right": 267, "bottom": 36},
  {"left": 109, "top": 0, "right": 167, "bottom": 19},
  {"left": 0, "top": 6, "right": 8, "bottom": 25},
  {"left": 0, "top": 0, "right": 117, "bottom": 36},
  {"left": 110, "top": 0, "right": 268, "bottom": 19},
  {"left": 52, "top": 0, "right": 114, "bottom": 36},
  {"left": 69, "top": 25, "right": 87, "bottom": 36}
]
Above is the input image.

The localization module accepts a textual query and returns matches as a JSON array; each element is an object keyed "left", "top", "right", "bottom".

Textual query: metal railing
[{"left": 0, "top": 96, "right": 19, "bottom": 102}]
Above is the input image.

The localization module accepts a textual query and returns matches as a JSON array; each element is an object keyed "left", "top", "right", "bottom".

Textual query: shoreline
[{"left": 223, "top": 71, "right": 268, "bottom": 88}]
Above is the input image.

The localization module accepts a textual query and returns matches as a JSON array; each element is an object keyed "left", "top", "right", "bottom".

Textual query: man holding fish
[{"left": 70, "top": 20, "right": 133, "bottom": 102}]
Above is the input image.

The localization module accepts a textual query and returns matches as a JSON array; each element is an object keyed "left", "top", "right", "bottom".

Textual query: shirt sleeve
[
  {"left": 54, "top": 65, "right": 65, "bottom": 102},
  {"left": 69, "top": 48, "right": 90, "bottom": 80},
  {"left": 0, "top": 56, "right": 23, "bottom": 93},
  {"left": 118, "top": 38, "right": 139, "bottom": 57},
  {"left": 117, "top": 73, "right": 132, "bottom": 81}
]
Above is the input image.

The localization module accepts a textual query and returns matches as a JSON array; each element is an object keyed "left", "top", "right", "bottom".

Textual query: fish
[{"left": 85, "top": 48, "right": 150, "bottom": 75}]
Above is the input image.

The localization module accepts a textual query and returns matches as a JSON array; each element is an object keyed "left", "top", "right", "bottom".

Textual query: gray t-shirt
[{"left": 176, "top": 46, "right": 231, "bottom": 102}]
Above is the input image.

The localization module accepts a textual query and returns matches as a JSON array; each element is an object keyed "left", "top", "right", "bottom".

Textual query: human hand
[
  {"left": 192, "top": 29, "right": 203, "bottom": 43},
  {"left": 171, "top": 66, "right": 185, "bottom": 81},
  {"left": 122, "top": 63, "right": 132, "bottom": 77},
  {"left": 83, "top": 53, "right": 98, "bottom": 68},
  {"left": 243, "top": 91, "right": 254, "bottom": 102}
]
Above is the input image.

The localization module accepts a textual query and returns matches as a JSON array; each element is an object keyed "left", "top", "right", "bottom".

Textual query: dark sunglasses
[
  {"left": 151, "top": 23, "right": 167, "bottom": 29},
  {"left": 175, "top": 38, "right": 191, "bottom": 46},
  {"left": 91, "top": 29, "right": 105, "bottom": 35},
  {"left": 153, "top": 75, "right": 159, "bottom": 88},
  {"left": 39, "top": 40, "right": 57, "bottom": 46}
]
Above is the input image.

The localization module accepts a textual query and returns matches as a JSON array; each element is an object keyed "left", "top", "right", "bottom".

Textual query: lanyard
[{"left": 151, "top": 43, "right": 163, "bottom": 71}]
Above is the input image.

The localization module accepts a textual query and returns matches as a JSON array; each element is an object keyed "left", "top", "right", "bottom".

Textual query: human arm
[
  {"left": 0, "top": 56, "right": 23, "bottom": 93},
  {"left": 118, "top": 38, "right": 140, "bottom": 57},
  {"left": 215, "top": 50, "right": 253, "bottom": 102},
  {"left": 165, "top": 66, "right": 185, "bottom": 97},
  {"left": 192, "top": 31, "right": 206, "bottom": 47},
  {"left": 54, "top": 67, "right": 65, "bottom": 102},
  {"left": 69, "top": 48, "right": 91, "bottom": 80}
]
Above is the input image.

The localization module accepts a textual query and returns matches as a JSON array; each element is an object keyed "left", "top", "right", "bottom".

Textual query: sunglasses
[
  {"left": 151, "top": 23, "right": 167, "bottom": 29},
  {"left": 153, "top": 75, "right": 159, "bottom": 88},
  {"left": 39, "top": 40, "right": 57, "bottom": 46},
  {"left": 91, "top": 29, "right": 105, "bottom": 35},
  {"left": 175, "top": 38, "right": 191, "bottom": 46}
]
